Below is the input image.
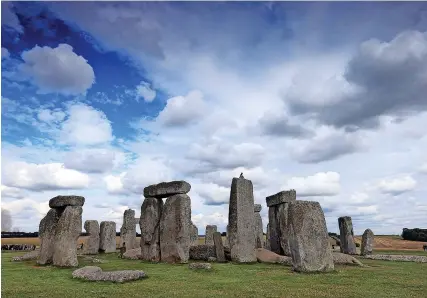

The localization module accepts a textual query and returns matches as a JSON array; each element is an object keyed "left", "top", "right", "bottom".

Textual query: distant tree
[
  {"left": 402, "top": 228, "right": 427, "bottom": 242},
  {"left": 1, "top": 209, "right": 12, "bottom": 232},
  {"left": 12, "top": 227, "right": 21, "bottom": 232}
]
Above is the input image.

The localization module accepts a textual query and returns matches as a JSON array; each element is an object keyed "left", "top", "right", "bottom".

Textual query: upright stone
[
  {"left": 120, "top": 209, "right": 137, "bottom": 250},
  {"left": 205, "top": 225, "right": 217, "bottom": 245},
  {"left": 53, "top": 206, "right": 82, "bottom": 267},
  {"left": 228, "top": 176, "right": 257, "bottom": 263},
  {"left": 287, "top": 201, "right": 334, "bottom": 272},
  {"left": 140, "top": 197, "right": 163, "bottom": 262},
  {"left": 190, "top": 222, "right": 199, "bottom": 246},
  {"left": 144, "top": 181, "right": 191, "bottom": 199},
  {"left": 338, "top": 216, "right": 357, "bottom": 255},
  {"left": 361, "top": 228, "right": 374, "bottom": 256},
  {"left": 254, "top": 204, "right": 264, "bottom": 248},
  {"left": 38, "top": 208, "right": 60, "bottom": 265},
  {"left": 224, "top": 225, "right": 230, "bottom": 248},
  {"left": 83, "top": 220, "right": 100, "bottom": 255},
  {"left": 160, "top": 194, "right": 191, "bottom": 263},
  {"left": 265, "top": 224, "right": 271, "bottom": 250},
  {"left": 213, "top": 232, "right": 226, "bottom": 262},
  {"left": 99, "top": 221, "right": 116, "bottom": 253}
]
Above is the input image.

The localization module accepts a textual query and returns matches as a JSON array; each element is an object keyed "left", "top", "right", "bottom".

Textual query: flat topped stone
[
  {"left": 49, "top": 196, "right": 85, "bottom": 208},
  {"left": 72, "top": 266, "right": 146, "bottom": 283},
  {"left": 143, "top": 181, "right": 191, "bottom": 198},
  {"left": 254, "top": 204, "right": 262, "bottom": 212},
  {"left": 266, "top": 190, "right": 296, "bottom": 207}
]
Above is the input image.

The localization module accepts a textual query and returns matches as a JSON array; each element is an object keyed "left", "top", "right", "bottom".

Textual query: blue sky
[{"left": 1, "top": 1, "right": 427, "bottom": 234}]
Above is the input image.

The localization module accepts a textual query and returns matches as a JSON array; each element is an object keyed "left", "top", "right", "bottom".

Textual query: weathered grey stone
[
  {"left": 265, "top": 224, "right": 271, "bottom": 250},
  {"left": 268, "top": 202, "right": 292, "bottom": 256},
  {"left": 123, "top": 247, "right": 142, "bottom": 260},
  {"left": 213, "top": 232, "right": 226, "bottom": 262},
  {"left": 120, "top": 209, "right": 137, "bottom": 250},
  {"left": 256, "top": 248, "right": 292, "bottom": 265},
  {"left": 207, "top": 257, "right": 217, "bottom": 262},
  {"left": 188, "top": 263, "right": 212, "bottom": 270},
  {"left": 140, "top": 197, "right": 163, "bottom": 262},
  {"left": 49, "top": 195, "right": 85, "bottom": 208},
  {"left": 228, "top": 176, "right": 257, "bottom": 263},
  {"left": 254, "top": 208, "right": 264, "bottom": 249},
  {"left": 338, "top": 216, "right": 357, "bottom": 255},
  {"left": 266, "top": 190, "right": 296, "bottom": 207},
  {"left": 83, "top": 220, "right": 100, "bottom": 255},
  {"left": 254, "top": 204, "right": 262, "bottom": 213},
  {"left": 361, "top": 228, "right": 374, "bottom": 256},
  {"left": 38, "top": 208, "right": 60, "bottom": 265},
  {"left": 205, "top": 225, "right": 217, "bottom": 245},
  {"left": 189, "top": 245, "right": 216, "bottom": 261},
  {"left": 12, "top": 249, "right": 40, "bottom": 262},
  {"left": 160, "top": 194, "right": 191, "bottom": 263},
  {"left": 72, "top": 266, "right": 146, "bottom": 283},
  {"left": 53, "top": 206, "right": 82, "bottom": 267},
  {"left": 332, "top": 252, "right": 363, "bottom": 266},
  {"left": 144, "top": 180, "right": 191, "bottom": 199},
  {"left": 99, "top": 221, "right": 116, "bottom": 253},
  {"left": 363, "top": 254, "right": 427, "bottom": 263},
  {"left": 190, "top": 222, "right": 199, "bottom": 246},
  {"left": 287, "top": 201, "right": 334, "bottom": 272},
  {"left": 224, "top": 225, "right": 230, "bottom": 248}
]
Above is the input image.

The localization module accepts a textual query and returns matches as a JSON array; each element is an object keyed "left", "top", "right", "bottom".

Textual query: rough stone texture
[
  {"left": 53, "top": 206, "right": 82, "bottom": 267},
  {"left": 265, "top": 224, "right": 271, "bottom": 250},
  {"left": 160, "top": 194, "right": 191, "bottom": 263},
  {"left": 228, "top": 176, "right": 257, "bottom": 263},
  {"left": 11, "top": 249, "right": 40, "bottom": 262},
  {"left": 140, "top": 197, "right": 163, "bottom": 262},
  {"left": 256, "top": 248, "right": 292, "bottom": 265},
  {"left": 49, "top": 195, "right": 85, "bottom": 208},
  {"left": 144, "top": 180, "right": 191, "bottom": 199},
  {"left": 99, "top": 221, "right": 116, "bottom": 253},
  {"left": 224, "top": 225, "right": 230, "bottom": 248},
  {"left": 361, "top": 228, "right": 374, "bottom": 256},
  {"left": 363, "top": 254, "right": 427, "bottom": 263},
  {"left": 120, "top": 209, "right": 137, "bottom": 250},
  {"left": 338, "top": 216, "right": 357, "bottom": 255},
  {"left": 268, "top": 203, "right": 292, "bottom": 256},
  {"left": 190, "top": 222, "right": 199, "bottom": 246},
  {"left": 287, "top": 201, "right": 334, "bottom": 273},
  {"left": 254, "top": 209, "right": 264, "bottom": 249},
  {"left": 266, "top": 190, "right": 296, "bottom": 207},
  {"left": 205, "top": 225, "right": 217, "bottom": 245},
  {"left": 83, "top": 220, "right": 100, "bottom": 255},
  {"left": 38, "top": 208, "right": 60, "bottom": 265},
  {"left": 254, "top": 204, "right": 262, "bottom": 213},
  {"left": 123, "top": 247, "right": 142, "bottom": 260},
  {"left": 207, "top": 257, "right": 217, "bottom": 262},
  {"left": 188, "top": 263, "right": 212, "bottom": 270},
  {"left": 332, "top": 252, "right": 363, "bottom": 266},
  {"left": 213, "top": 232, "right": 226, "bottom": 262},
  {"left": 72, "top": 266, "right": 146, "bottom": 283},
  {"left": 189, "top": 245, "right": 216, "bottom": 260}
]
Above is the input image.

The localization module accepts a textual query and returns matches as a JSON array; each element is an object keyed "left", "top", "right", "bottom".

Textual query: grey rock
[
  {"left": 361, "top": 228, "right": 374, "bottom": 256},
  {"left": 254, "top": 209, "right": 264, "bottom": 249},
  {"left": 363, "top": 254, "right": 427, "bottom": 263},
  {"left": 268, "top": 203, "right": 292, "bottom": 256},
  {"left": 99, "top": 221, "right": 116, "bottom": 253},
  {"left": 53, "top": 206, "right": 82, "bottom": 267},
  {"left": 49, "top": 195, "right": 85, "bottom": 208},
  {"left": 223, "top": 225, "right": 230, "bottom": 248},
  {"left": 287, "top": 201, "right": 334, "bottom": 273},
  {"left": 207, "top": 257, "right": 217, "bottom": 262},
  {"left": 72, "top": 266, "right": 146, "bottom": 283},
  {"left": 144, "top": 180, "right": 191, "bottom": 199},
  {"left": 213, "top": 232, "right": 226, "bottom": 262},
  {"left": 188, "top": 263, "right": 212, "bottom": 270},
  {"left": 123, "top": 247, "right": 142, "bottom": 260},
  {"left": 256, "top": 248, "right": 292, "bottom": 265},
  {"left": 120, "top": 209, "right": 137, "bottom": 250},
  {"left": 266, "top": 190, "right": 296, "bottom": 207},
  {"left": 160, "top": 194, "right": 191, "bottom": 263},
  {"left": 38, "top": 208, "right": 60, "bottom": 265},
  {"left": 11, "top": 249, "right": 40, "bottom": 262},
  {"left": 190, "top": 222, "right": 199, "bottom": 246},
  {"left": 338, "top": 216, "right": 357, "bottom": 255},
  {"left": 83, "top": 220, "right": 100, "bottom": 255},
  {"left": 254, "top": 204, "right": 262, "bottom": 213},
  {"left": 205, "top": 225, "right": 217, "bottom": 245},
  {"left": 189, "top": 245, "right": 216, "bottom": 260},
  {"left": 140, "top": 197, "right": 163, "bottom": 262},
  {"left": 265, "top": 224, "right": 271, "bottom": 250},
  {"left": 332, "top": 252, "right": 363, "bottom": 266}
]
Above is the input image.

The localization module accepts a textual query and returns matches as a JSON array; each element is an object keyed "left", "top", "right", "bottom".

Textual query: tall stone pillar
[{"left": 338, "top": 216, "right": 357, "bottom": 255}]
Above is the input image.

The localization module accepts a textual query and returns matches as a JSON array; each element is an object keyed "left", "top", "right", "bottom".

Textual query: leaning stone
[
  {"left": 190, "top": 222, "right": 199, "bottom": 246},
  {"left": 332, "top": 252, "right": 363, "bottom": 266},
  {"left": 188, "top": 263, "right": 212, "bottom": 270},
  {"left": 38, "top": 208, "right": 60, "bottom": 265},
  {"left": 266, "top": 190, "right": 296, "bottom": 207},
  {"left": 228, "top": 176, "right": 257, "bottom": 263},
  {"left": 205, "top": 225, "right": 217, "bottom": 245},
  {"left": 53, "top": 206, "right": 82, "bottom": 267},
  {"left": 99, "top": 221, "right": 116, "bottom": 253},
  {"left": 144, "top": 181, "right": 191, "bottom": 199},
  {"left": 140, "top": 197, "right": 163, "bottom": 262},
  {"left": 287, "top": 201, "right": 334, "bottom": 272},
  {"left": 338, "top": 216, "right": 357, "bottom": 255},
  {"left": 361, "top": 229, "right": 374, "bottom": 256},
  {"left": 256, "top": 248, "right": 292, "bottom": 265},
  {"left": 123, "top": 247, "right": 142, "bottom": 260},
  {"left": 189, "top": 245, "right": 216, "bottom": 261},
  {"left": 83, "top": 220, "right": 100, "bottom": 255},
  {"left": 254, "top": 207, "right": 264, "bottom": 249},
  {"left": 11, "top": 249, "right": 40, "bottom": 262},
  {"left": 213, "top": 232, "right": 226, "bottom": 262},
  {"left": 72, "top": 266, "right": 146, "bottom": 283},
  {"left": 160, "top": 194, "right": 191, "bottom": 263},
  {"left": 120, "top": 209, "right": 137, "bottom": 251},
  {"left": 49, "top": 195, "right": 85, "bottom": 208}
]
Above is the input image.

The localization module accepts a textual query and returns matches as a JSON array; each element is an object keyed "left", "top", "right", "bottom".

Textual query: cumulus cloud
[
  {"left": 377, "top": 175, "right": 417, "bottom": 195},
  {"left": 1, "top": 2, "right": 23, "bottom": 33},
  {"left": 1, "top": 48, "right": 10, "bottom": 60},
  {"left": 1, "top": 208, "right": 13, "bottom": 232},
  {"left": 19, "top": 44, "right": 95, "bottom": 95},
  {"left": 103, "top": 173, "right": 127, "bottom": 195},
  {"left": 1, "top": 185, "right": 26, "bottom": 199},
  {"left": 136, "top": 81, "right": 156, "bottom": 102},
  {"left": 258, "top": 111, "right": 313, "bottom": 138},
  {"left": 64, "top": 149, "right": 117, "bottom": 174},
  {"left": 196, "top": 183, "right": 230, "bottom": 205},
  {"left": 37, "top": 109, "right": 66, "bottom": 123},
  {"left": 283, "top": 172, "right": 341, "bottom": 197}
]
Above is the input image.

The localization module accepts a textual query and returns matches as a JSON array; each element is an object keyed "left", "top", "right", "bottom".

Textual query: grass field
[{"left": 1, "top": 250, "right": 426, "bottom": 298}]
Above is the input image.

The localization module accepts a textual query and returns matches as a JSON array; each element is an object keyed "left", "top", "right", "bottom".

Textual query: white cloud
[
  {"left": 283, "top": 172, "right": 341, "bottom": 197},
  {"left": 37, "top": 109, "right": 66, "bottom": 123},
  {"left": 1, "top": 185, "right": 26, "bottom": 199},
  {"left": 195, "top": 182, "right": 230, "bottom": 205},
  {"left": 1, "top": 48, "right": 10, "bottom": 60},
  {"left": 136, "top": 81, "right": 156, "bottom": 102},
  {"left": 103, "top": 173, "right": 126, "bottom": 195},
  {"left": 1, "top": 2, "right": 24, "bottom": 33},
  {"left": 377, "top": 175, "right": 417, "bottom": 195},
  {"left": 419, "top": 163, "right": 427, "bottom": 174},
  {"left": 64, "top": 148, "right": 119, "bottom": 174}
]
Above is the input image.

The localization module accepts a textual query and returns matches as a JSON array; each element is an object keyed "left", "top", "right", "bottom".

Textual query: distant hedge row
[
  {"left": 1, "top": 232, "right": 142, "bottom": 238},
  {"left": 401, "top": 228, "right": 427, "bottom": 242}
]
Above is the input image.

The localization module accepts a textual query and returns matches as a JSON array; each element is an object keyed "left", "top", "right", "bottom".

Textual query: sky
[{"left": 1, "top": 1, "right": 427, "bottom": 235}]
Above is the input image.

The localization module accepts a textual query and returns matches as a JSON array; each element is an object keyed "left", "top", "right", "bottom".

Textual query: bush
[{"left": 401, "top": 228, "right": 427, "bottom": 242}]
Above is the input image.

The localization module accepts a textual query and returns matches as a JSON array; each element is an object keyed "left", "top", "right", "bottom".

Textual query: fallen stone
[
  {"left": 213, "top": 232, "right": 226, "bottom": 262},
  {"left": 205, "top": 225, "right": 217, "bottom": 245},
  {"left": 123, "top": 247, "right": 142, "bottom": 260},
  {"left": 189, "top": 245, "right": 216, "bottom": 261},
  {"left": 120, "top": 209, "right": 137, "bottom": 251},
  {"left": 49, "top": 195, "right": 85, "bottom": 208},
  {"left": 99, "top": 221, "right": 117, "bottom": 253},
  {"left": 189, "top": 263, "right": 212, "bottom": 270},
  {"left": 144, "top": 181, "right": 191, "bottom": 199},
  {"left": 266, "top": 190, "right": 296, "bottom": 207},
  {"left": 83, "top": 220, "right": 100, "bottom": 255},
  {"left": 332, "top": 252, "right": 363, "bottom": 266},
  {"left": 256, "top": 248, "right": 292, "bottom": 265},
  {"left": 38, "top": 208, "right": 60, "bottom": 265},
  {"left": 207, "top": 257, "right": 217, "bottom": 262},
  {"left": 72, "top": 266, "right": 146, "bottom": 283},
  {"left": 140, "top": 197, "right": 163, "bottom": 262},
  {"left": 338, "top": 216, "right": 357, "bottom": 255},
  {"left": 361, "top": 229, "right": 374, "bottom": 256},
  {"left": 11, "top": 249, "right": 40, "bottom": 262},
  {"left": 190, "top": 222, "right": 199, "bottom": 246},
  {"left": 363, "top": 254, "right": 427, "bottom": 263}
]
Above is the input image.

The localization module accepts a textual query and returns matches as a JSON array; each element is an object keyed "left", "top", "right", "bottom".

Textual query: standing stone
[
  {"left": 224, "top": 225, "right": 230, "bottom": 248},
  {"left": 361, "top": 228, "right": 374, "bottom": 256},
  {"left": 265, "top": 224, "right": 271, "bottom": 250},
  {"left": 83, "top": 220, "right": 100, "bottom": 255},
  {"left": 205, "top": 225, "right": 217, "bottom": 245},
  {"left": 287, "top": 201, "right": 334, "bottom": 272},
  {"left": 120, "top": 209, "right": 137, "bottom": 250},
  {"left": 140, "top": 197, "right": 163, "bottom": 262},
  {"left": 38, "top": 208, "right": 61, "bottom": 265},
  {"left": 144, "top": 181, "right": 191, "bottom": 199},
  {"left": 228, "top": 176, "right": 257, "bottom": 263},
  {"left": 213, "top": 232, "right": 226, "bottom": 262},
  {"left": 254, "top": 204, "right": 264, "bottom": 248},
  {"left": 160, "top": 194, "right": 191, "bottom": 263},
  {"left": 99, "top": 221, "right": 116, "bottom": 253},
  {"left": 53, "top": 206, "right": 82, "bottom": 267},
  {"left": 338, "top": 216, "right": 357, "bottom": 255},
  {"left": 190, "top": 222, "right": 199, "bottom": 246}
]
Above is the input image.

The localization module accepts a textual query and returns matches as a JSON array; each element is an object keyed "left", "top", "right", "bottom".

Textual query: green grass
[{"left": 2, "top": 251, "right": 426, "bottom": 298}]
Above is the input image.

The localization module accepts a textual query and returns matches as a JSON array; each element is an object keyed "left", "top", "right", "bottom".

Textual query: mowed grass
[{"left": 2, "top": 251, "right": 426, "bottom": 298}]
